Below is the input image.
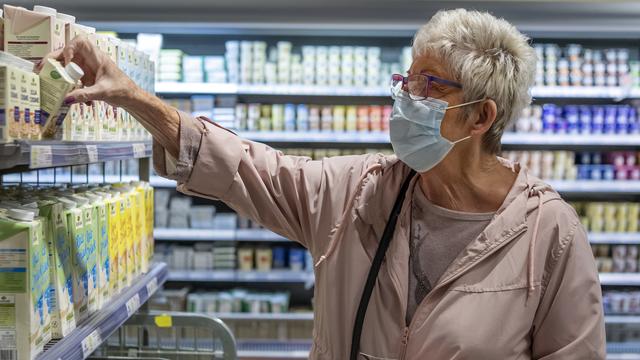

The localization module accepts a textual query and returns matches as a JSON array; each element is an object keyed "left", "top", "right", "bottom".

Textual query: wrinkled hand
[{"left": 36, "top": 35, "right": 138, "bottom": 107}]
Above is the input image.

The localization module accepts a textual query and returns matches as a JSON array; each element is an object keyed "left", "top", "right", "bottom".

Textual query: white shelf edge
[
  {"left": 607, "top": 354, "right": 640, "bottom": 360},
  {"left": 237, "top": 350, "right": 310, "bottom": 359},
  {"left": 589, "top": 233, "right": 640, "bottom": 244},
  {"left": 155, "top": 82, "right": 640, "bottom": 99},
  {"left": 600, "top": 273, "right": 640, "bottom": 286},
  {"left": 154, "top": 228, "right": 289, "bottom": 242},
  {"left": 606, "top": 315, "right": 640, "bottom": 324},
  {"left": 167, "top": 269, "right": 313, "bottom": 283}
]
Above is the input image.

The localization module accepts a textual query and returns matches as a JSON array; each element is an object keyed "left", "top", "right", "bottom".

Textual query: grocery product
[
  {"left": 39, "top": 58, "right": 83, "bottom": 139},
  {"left": 3, "top": 5, "right": 65, "bottom": 62},
  {"left": 0, "top": 208, "right": 51, "bottom": 360},
  {"left": 38, "top": 197, "right": 76, "bottom": 339}
]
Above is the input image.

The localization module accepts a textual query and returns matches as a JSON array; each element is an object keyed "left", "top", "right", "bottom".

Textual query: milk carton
[
  {"left": 39, "top": 59, "right": 83, "bottom": 139},
  {"left": 27, "top": 71, "right": 40, "bottom": 140},
  {"left": 84, "top": 192, "right": 110, "bottom": 308},
  {"left": 3, "top": 5, "right": 64, "bottom": 62},
  {"left": 106, "top": 191, "right": 121, "bottom": 296},
  {"left": 0, "top": 63, "right": 22, "bottom": 141},
  {"left": 62, "top": 22, "right": 94, "bottom": 141},
  {"left": 38, "top": 197, "right": 76, "bottom": 338},
  {"left": 0, "top": 208, "right": 51, "bottom": 360},
  {"left": 18, "top": 69, "right": 30, "bottom": 139},
  {"left": 64, "top": 196, "right": 89, "bottom": 322},
  {"left": 73, "top": 195, "right": 99, "bottom": 314}
]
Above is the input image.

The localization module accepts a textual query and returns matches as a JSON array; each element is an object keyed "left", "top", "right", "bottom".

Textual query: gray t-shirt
[{"left": 406, "top": 184, "right": 494, "bottom": 325}]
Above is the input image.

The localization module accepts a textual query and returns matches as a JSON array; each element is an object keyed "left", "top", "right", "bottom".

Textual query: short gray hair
[{"left": 412, "top": 9, "right": 537, "bottom": 154}]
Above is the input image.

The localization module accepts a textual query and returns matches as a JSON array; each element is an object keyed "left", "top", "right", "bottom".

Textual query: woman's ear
[{"left": 470, "top": 99, "right": 497, "bottom": 136}]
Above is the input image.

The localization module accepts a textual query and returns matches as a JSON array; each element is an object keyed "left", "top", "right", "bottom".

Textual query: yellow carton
[{"left": 106, "top": 191, "right": 121, "bottom": 297}]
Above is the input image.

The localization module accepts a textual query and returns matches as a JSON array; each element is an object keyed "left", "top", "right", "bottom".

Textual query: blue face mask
[{"left": 389, "top": 89, "right": 485, "bottom": 173}]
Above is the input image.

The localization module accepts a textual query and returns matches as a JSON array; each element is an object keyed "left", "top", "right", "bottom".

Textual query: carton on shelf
[
  {"left": 0, "top": 209, "right": 52, "bottom": 360},
  {"left": 3, "top": 5, "right": 65, "bottom": 62},
  {"left": 38, "top": 198, "right": 76, "bottom": 339},
  {"left": 0, "top": 63, "right": 22, "bottom": 142}
]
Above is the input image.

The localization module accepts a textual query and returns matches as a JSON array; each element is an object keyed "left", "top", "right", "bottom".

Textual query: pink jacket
[{"left": 154, "top": 112, "right": 606, "bottom": 359}]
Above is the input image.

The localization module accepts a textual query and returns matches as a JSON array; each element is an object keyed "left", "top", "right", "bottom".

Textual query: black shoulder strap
[{"left": 350, "top": 169, "right": 417, "bottom": 360}]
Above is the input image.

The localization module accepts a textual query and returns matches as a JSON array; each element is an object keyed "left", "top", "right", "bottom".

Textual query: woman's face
[{"left": 408, "top": 53, "right": 473, "bottom": 143}]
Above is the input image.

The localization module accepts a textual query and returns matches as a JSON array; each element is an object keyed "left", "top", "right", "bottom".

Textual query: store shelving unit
[
  {"left": 0, "top": 137, "right": 159, "bottom": 359},
  {"left": 0, "top": 140, "right": 152, "bottom": 173},
  {"left": 155, "top": 82, "right": 640, "bottom": 100},
  {"left": 167, "top": 269, "right": 314, "bottom": 284},
  {"left": 154, "top": 228, "right": 288, "bottom": 242},
  {"left": 37, "top": 263, "right": 168, "bottom": 360}
]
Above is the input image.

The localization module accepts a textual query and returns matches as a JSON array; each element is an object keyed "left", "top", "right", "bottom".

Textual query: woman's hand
[{"left": 36, "top": 35, "right": 139, "bottom": 107}]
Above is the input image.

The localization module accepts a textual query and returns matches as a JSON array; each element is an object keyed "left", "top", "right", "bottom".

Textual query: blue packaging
[
  {"left": 616, "top": 105, "right": 630, "bottom": 134},
  {"left": 577, "top": 165, "right": 590, "bottom": 180},
  {"left": 602, "top": 165, "right": 615, "bottom": 181},
  {"left": 296, "top": 104, "right": 309, "bottom": 132},
  {"left": 604, "top": 106, "right": 617, "bottom": 134},
  {"left": 591, "top": 106, "right": 605, "bottom": 134},
  {"left": 565, "top": 106, "right": 579, "bottom": 134},
  {"left": 579, "top": 105, "right": 592, "bottom": 134},
  {"left": 284, "top": 104, "right": 296, "bottom": 132},
  {"left": 555, "top": 106, "right": 568, "bottom": 134},
  {"left": 589, "top": 165, "right": 602, "bottom": 180},
  {"left": 305, "top": 251, "right": 313, "bottom": 271},
  {"left": 289, "top": 248, "right": 305, "bottom": 271},
  {"left": 541, "top": 104, "right": 557, "bottom": 134},
  {"left": 272, "top": 246, "right": 287, "bottom": 269}
]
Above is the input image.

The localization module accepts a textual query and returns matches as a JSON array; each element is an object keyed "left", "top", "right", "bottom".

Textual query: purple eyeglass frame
[{"left": 391, "top": 73, "right": 463, "bottom": 98}]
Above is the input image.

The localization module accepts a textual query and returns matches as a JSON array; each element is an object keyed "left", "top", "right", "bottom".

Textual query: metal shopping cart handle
[{"left": 124, "top": 311, "right": 238, "bottom": 360}]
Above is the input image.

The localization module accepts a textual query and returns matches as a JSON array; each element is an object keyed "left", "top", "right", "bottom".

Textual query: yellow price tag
[{"left": 154, "top": 314, "right": 172, "bottom": 328}]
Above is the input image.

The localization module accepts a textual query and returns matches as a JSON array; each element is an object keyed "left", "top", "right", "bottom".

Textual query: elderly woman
[{"left": 46, "top": 8, "right": 605, "bottom": 359}]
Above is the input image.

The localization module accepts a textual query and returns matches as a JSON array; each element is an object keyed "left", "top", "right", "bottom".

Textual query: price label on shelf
[
  {"left": 132, "top": 143, "right": 146, "bottom": 158},
  {"left": 86, "top": 145, "right": 99, "bottom": 163},
  {"left": 30, "top": 145, "right": 52, "bottom": 168},
  {"left": 146, "top": 277, "right": 158, "bottom": 296},
  {"left": 81, "top": 329, "right": 102, "bottom": 357},
  {"left": 125, "top": 293, "right": 141, "bottom": 317}
]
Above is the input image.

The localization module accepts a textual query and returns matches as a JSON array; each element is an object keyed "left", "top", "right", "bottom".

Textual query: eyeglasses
[{"left": 390, "top": 73, "right": 463, "bottom": 100}]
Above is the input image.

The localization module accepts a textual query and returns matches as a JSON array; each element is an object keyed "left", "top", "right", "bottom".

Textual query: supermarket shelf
[
  {"left": 606, "top": 316, "right": 640, "bottom": 324},
  {"left": 590, "top": 233, "right": 640, "bottom": 245},
  {"left": 607, "top": 355, "right": 640, "bottom": 360},
  {"left": 154, "top": 228, "right": 289, "bottom": 242},
  {"left": 547, "top": 181, "right": 640, "bottom": 195},
  {"left": 238, "top": 350, "right": 310, "bottom": 359},
  {"left": 0, "top": 140, "right": 152, "bottom": 173},
  {"left": 156, "top": 82, "right": 640, "bottom": 99},
  {"left": 149, "top": 175, "right": 640, "bottom": 195},
  {"left": 237, "top": 131, "right": 390, "bottom": 145},
  {"left": 167, "top": 270, "right": 313, "bottom": 283},
  {"left": 211, "top": 312, "right": 313, "bottom": 321},
  {"left": 501, "top": 133, "right": 640, "bottom": 149},
  {"left": 599, "top": 273, "right": 640, "bottom": 286},
  {"left": 37, "top": 262, "right": 168, "bottom": 360},
  {"left": 154, "top": 227, "right": 236, "bottom": 241}
]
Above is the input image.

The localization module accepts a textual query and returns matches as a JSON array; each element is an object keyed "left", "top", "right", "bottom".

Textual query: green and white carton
[{"left": 0, "top": 208, "right": 51, "bottom": 360}]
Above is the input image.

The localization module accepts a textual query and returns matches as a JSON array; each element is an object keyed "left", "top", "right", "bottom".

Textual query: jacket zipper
[
  {"left": 398, "top": 225, "right": 527, "bottom": 360},
  {"left": 400, "top": 327, "right": 410, "bottom": 360}
]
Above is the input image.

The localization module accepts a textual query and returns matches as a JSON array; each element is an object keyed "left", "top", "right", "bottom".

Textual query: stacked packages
[
  {"left": 0, "top": 4, "right": 154, "bottom": 143},
  {"left": 0, "top": 181, "right": 154, "bottom": 359}
]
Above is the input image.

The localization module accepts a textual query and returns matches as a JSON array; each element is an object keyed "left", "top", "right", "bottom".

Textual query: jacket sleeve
[
  {"left": 531, "top": 223, "right": 606, "bottom": 359},
  {"left": 152, "top": 110, "right": 385, "bottom": 256}
]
